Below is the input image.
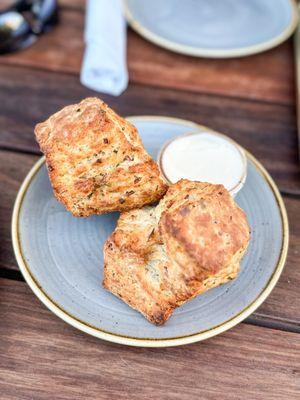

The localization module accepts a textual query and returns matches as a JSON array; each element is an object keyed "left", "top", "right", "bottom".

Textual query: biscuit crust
[
  {"left": 103, "top": 180, "right": 250, "bottom": 325},
  {"left": 35, "top": 98, "right": 167, "bottom": 216},
  {"left": 159, "top": 180, "right": 250, "bottom": 275}
]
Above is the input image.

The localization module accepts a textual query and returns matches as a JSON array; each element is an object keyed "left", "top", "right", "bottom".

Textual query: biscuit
[
  {"left": 35, "top": 98, "right": 168, "bottom": 216},
  {"left": 103, "top": 180, "right": 250, "bottom": 325},
  {"left": 158, "top": 180, "right": 250, "bottom": 275}
]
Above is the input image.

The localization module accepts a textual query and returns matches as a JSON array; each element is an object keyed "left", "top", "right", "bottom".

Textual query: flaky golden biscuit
[
  {"left": 103, "top": 180, "right": 250, "bottom": 325},
  {"left": 158, "top": 180, "right": 250, "bottom": 276},
  {"left": 35, "top": 98, "right": 167, "bottom": 217}
]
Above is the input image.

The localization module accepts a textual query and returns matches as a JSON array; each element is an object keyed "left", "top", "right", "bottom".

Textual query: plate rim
[
  {"left": 123, "top": 0, "right": 298, "bottom": 58},
  {"left": 11, "top": 116, "right": 289, "bottom": 347}
]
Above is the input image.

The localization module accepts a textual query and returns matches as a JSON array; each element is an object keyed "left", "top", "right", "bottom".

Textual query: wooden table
[{"left": 1, "top": 1, "right": 299, "bottom": 399}]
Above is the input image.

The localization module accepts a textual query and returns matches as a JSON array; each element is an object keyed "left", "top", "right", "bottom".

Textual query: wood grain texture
[
  {"left": 0, "top": 151, "right": 38, "bottom": 271},
  {"left": 128, "top": 33, "right": 295, "bottom": 105},
  {"left": 0, "top": 5, "right": 295, "bottom": 104},
  {"left": 0, "top": 278, "right": 299, "bottom": 400},
  {"left": 0, "top": 1, "right": 16, "bottom": 9},
  {"left": 60, "top": 0, "right": 85, "bottom": 9},
  {"left": 0, "top": 64, "right": 298, "bottom": 192},
  {"left": 0, "top": 149, "right": 299, "bottom": 330}
]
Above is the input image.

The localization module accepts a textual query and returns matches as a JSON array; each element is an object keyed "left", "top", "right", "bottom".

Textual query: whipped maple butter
[{"left": 159, "top": 131, "right": 247, "bottom": 197}]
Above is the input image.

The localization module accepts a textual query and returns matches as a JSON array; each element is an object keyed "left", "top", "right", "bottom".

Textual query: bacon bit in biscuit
[{"left": 124, "top": 155, "right": 134, "bottom": 162}]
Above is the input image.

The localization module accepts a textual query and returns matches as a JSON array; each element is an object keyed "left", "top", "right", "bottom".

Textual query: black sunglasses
[{"left": 0, "top": 0, "right": 58, "bottom": 54}]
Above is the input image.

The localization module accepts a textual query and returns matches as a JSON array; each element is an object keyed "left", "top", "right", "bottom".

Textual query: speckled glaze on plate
[
  {"left": 124, "top": 0, "right": 298, "bottom": 58},
  {"left": 12, "top": 116, "right": 288, "bottom": 347}
]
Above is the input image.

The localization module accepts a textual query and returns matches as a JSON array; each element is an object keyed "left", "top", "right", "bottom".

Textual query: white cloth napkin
[{"left": 80, "top": 0, "right": 128, "bottom": 96}]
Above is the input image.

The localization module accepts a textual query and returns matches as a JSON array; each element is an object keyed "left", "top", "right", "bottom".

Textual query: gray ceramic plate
[
  {"left": 12, "top": 116, "right": 288, "bottom": 347},
  {"left": 124, "top": 0, "right": 298, "bottom": 58}
]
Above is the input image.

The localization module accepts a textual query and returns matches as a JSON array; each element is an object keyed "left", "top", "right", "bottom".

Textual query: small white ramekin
[{"left": 157, "top": 130, "right": 247, "bottom": 197}]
